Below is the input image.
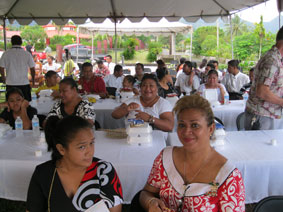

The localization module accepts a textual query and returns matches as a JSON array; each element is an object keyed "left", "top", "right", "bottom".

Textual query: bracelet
[
  {"left": 148, "top": 115, "right": 155, "bottom": 124},
  {"left": 147, "top": 197, "right": 158, "bottom": 209}
]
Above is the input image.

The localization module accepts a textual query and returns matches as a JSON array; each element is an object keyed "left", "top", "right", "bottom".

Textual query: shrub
[
  {"left": 146, "top": 41, "right": 162, "bottom": 62},
  {"left": 122, "top": 38, "right": 139, "bottom": 60}
]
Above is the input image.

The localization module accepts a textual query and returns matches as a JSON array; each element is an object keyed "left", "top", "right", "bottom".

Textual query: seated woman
[
  {"left": 26, "top": 116, "right": 123, "bottom": 212},
  {"left": 45, "top": 77, "right": 96, "bottom": 126},
  {"left": 121, "top": 75, "right": 139, "bottom": 95},
  {"left": 78, "top": 62, "right": 107, "bottom": 98},
  {"left": 112, "top": 74, "right": 174, "bottom": 132},
  {"left": 138, "top": 95, "right": 245, "bottom": 212},
  {"left": 0, "top": 88, "right": 37, "bottom": 129},
  {"left": 197, "top": 69, "right": 227, "bottom": 103},
  {"left": 156, "top": 67, "right": 178, "bottom": 98},
  {"left": 36, "top": 70, "right": 60, "bottom": 99}
]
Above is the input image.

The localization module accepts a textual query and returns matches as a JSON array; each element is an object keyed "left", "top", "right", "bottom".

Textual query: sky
[{"left": 237, "top": 0, "right": 279, "bottom": 23}]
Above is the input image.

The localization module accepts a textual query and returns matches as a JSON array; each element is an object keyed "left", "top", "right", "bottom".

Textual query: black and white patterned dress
[{"left": 46, "top": 99, "right": 96, "bottom": 122}]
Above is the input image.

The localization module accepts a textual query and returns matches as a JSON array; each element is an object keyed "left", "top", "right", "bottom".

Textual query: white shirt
[
  {"left": 216, "top": 69, "right": 223, "bottom": 81},
  {"left": 124, "top": 96, "right": 172, "bottom": 118},
  {"left": 42, "top": 62, "right": 61, "bottom": 73},
  {"left": 197, "top": 83, "right": 227, "bottom": 102},
  {"left": 104, "top": 74, "right": 124, "bottom": 89},
  {"left": 175, "top": 72, "right": 200, "bottom": 94},
  {"left": 221, "top": 72, "right": 249, "bottom": 93},
  {"left": 104, "top": 62, "right": 116, "bottom": 75},
  {"left": 0, "top": 45, "right": 35, "bottom": 85}
]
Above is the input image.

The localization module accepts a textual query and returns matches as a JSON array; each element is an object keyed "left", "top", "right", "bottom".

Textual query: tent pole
[
  {"left": 3, "top": 18, "right": 7, "bottom": 50},
  {"left": 230, "top": 15, "right": 233, "bottom": 59},
  {"left": 76, "top": 27, "right": 79, "bottom": 63},
  {"left": 114, "top": 20, "right": 117, "bottom": 64},
  {"left": 91, "top": 32, "right": 94, "bottom": 62},
  {"left": 217, "top": 18, "right": 219, "bottom": 59},
  {"left": 190, "top": 27, "right": 193, "bottom": 61},
  {"left": 279, "top": 11, "right": 281, "bottom": 29}
]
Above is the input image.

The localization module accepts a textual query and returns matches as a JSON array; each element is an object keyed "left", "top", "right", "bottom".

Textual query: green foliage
[
  {"left": 239, "top": 61, "right": 255, "bottom": 73},
  {"left": 158, "top": 35, "right": 170, "bottom": 48},
  {"left": 122, "top": 38, "right": 139, "bottom": 60},
  {"left": 192, "top": 26, "right": 224, "bottom": 56},
  {"left": 20, "top": 25, "right": 47, "bottom": 50},
  {"left": 49, "top": 34, "right": 76, "bottom": 50},
  {"left": 146, "top": 41, "right": 162, "bottom": 62},
  {"left": 234, "top": 33, "right": 257, "bottom": 60},
  {"left": 0, "top": 42, "right": 11, "bottom": 50}
]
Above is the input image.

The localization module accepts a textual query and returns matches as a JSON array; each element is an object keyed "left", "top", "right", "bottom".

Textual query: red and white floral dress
[{"left": 147, "top": 147, "right": 245, "bottom": 212}]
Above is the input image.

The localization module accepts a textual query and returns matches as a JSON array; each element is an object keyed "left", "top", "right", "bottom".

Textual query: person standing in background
[
  {"left": 104, "top": 55, "right": 116, "bottom": 75},
  {"left": 0, "top": 35, "right": 35, "bottom": 101},
  {"left": 244, "top": 27, "right": 283, "bottom": 130}
]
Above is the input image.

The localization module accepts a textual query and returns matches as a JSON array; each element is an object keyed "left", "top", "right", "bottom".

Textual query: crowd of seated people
[{"left": 0, "top": 57, "right": 252, "bottom": 211}]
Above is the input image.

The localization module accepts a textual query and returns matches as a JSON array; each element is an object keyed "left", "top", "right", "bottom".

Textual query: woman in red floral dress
[{"left": 139, "top": 95, "right": 245, "bottom": 212}]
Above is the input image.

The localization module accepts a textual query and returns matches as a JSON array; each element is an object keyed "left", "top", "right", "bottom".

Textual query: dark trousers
[{"left": 6, "top": 84, "right": 31, "bottom": 101}]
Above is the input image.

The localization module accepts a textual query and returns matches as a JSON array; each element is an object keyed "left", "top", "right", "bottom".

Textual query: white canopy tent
[
  {"left": 78, "top": 18, "right": 193, "bottom": 61},
  {"left": 0, "top": 0, "right": 269, "bottom": 56}
]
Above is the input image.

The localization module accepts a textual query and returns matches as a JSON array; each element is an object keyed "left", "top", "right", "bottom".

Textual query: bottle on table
[
  {"left": 115, "top": 90, "right": 120, "bottom": 103},
  {"left": 32, "top": 115, "right": 40, "bottom": 137},
  {"left": 31, "top": 92, "right": 37, "bottom": 107},
  {"left": 15, "top": 116, "right": 23, "bottom": 137},
  {"left": 224, "top": 93, "right": 229, "bottom": 105},
  {"left": 243, "top": 92, "right": 249, "bottom": 107}
]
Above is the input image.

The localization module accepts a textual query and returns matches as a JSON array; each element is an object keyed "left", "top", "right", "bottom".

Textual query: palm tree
[
  {"left": 225, "top": 14, "right": 249, "bottom": 37},
  {"left": 254, "top": 15, "right": 266, "bottom": 58}
]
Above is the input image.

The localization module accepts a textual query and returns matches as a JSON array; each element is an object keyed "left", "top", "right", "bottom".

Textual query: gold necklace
[{"left": 183, "top": 148, "right": 212, "bottom": 186}]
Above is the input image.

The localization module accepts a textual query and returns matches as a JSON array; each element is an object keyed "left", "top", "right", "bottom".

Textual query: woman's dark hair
[
  {"left": 156, "top": 67, "right": 168, "bottom": 81},
  {"left": 184, "top": 61, "right": 193, "bottom": 69},
  {"left": 207, "top": 69, "right": 218, "bottom": 77},
  {"left": 191, "top": 62, "right": 197, "bottom": 69},
  {"left": 141, "top": 73, "right": 159, "bottom": 86},
  {"left": 60, "top": 77, "right": 78, "bottom": 91},
  {"left": 6, "top": 87, "right": 24, "bottom": 101},
  {"left": 47, "top": 55, "right": 54, "bottom": 61},
  {"left": 45, "top": 116, "right": 93, "bottom": 162},
  {"left": 124, "top": 75, "right": 136, "bottom": 85},
  {"left": 228, "top": 60, "right": 240, "bottom": 69}
]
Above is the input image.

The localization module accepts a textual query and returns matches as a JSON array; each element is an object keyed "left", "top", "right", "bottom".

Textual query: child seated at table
[
  {"left": 121, "top": 75, "right": 139, "bottom": 95},
  {"left": 0, "top": 88, "right": 37, "bottom": 129},
  {"left": 26, "top": 116, "right": 123, "bottom": 212},
  {"left": 36, "top": 70, "right": 60, "bottom": 99}
]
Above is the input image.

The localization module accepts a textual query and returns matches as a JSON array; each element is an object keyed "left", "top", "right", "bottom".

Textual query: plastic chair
[
  {"left": 253, "top": 196, "right": 283, "bottom": 212},
  {"left": 214, "top": 117, "right": 224, "bottom": 127},
  {"left": 236, "top": 112, "right": 245, "bottom": 131}
]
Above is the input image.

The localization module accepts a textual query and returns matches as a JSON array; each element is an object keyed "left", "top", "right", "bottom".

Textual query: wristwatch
[{"left": 148, "top": 115, "right": 155, "bottom": 124}]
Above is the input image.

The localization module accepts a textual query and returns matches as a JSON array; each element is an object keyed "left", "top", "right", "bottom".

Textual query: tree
[
  {"left": 146, "top": 41, "right": 162, "bottom": 62},
  {"left": 122, "top": 38, "right": 139, "bottom": 60},
  {"left": 254, "top": 15, "right": 266, "bottom": 58},
  {"left": 225, "top": 15, "right": 249, "bottom": 37},
  {"left": 20, "top": 25, "right": 47, "bottom": 50},
  {"left": 234, "top": 33, "right": 257, "bottom": 60},
  {"left": 192, "top": 26, "right": 224, "bottom": 56}
]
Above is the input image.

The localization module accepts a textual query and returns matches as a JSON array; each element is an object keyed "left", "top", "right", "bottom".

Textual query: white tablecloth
[
  {"left": 212, "top": 100, "right": 283, "bottom": 131},
  {"left": 0, "top": 130, "right": 166, "bottom": 203},
  {"left": 36, "top": 98, "right": 125, "bottom": 129},
  {"left": 167, "top": 130, "right": 283, "bottom": 203}
]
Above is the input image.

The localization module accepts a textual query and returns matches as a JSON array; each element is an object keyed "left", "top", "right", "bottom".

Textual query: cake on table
[{"left": 126, "top": 120, "right": 152, "bottom": 146}]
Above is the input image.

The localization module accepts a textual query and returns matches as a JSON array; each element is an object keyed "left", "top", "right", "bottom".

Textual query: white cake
[
  {"left": 120, "top": 91, "right": 134, "bottom": 103},
  {"left": 126, "top": 122, "right": 152, "bottom": 146}
]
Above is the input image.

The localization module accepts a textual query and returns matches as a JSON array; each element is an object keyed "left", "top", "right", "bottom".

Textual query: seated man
[
  {"left": 36, "top": 70, "right": 60, "bottom": 99},
  {"left": 78, "top": 62, "right": 107, "bottom": 98},
  {"left": 94, "top": 60, "right": 110, "bottom": 78},
  {"left": 175, "top": 61, "right": 200, "bottom": 96},
  {"left": 104, "top": 64, "right": 124, "bottom": 90},
  {"left": 222, "top": 60, "right": 250, "bottom": 100}
]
